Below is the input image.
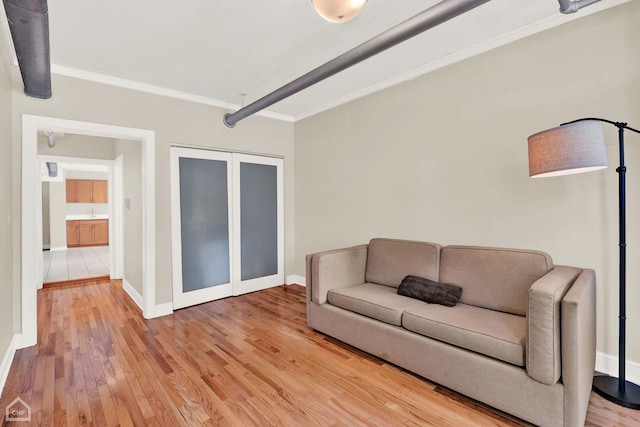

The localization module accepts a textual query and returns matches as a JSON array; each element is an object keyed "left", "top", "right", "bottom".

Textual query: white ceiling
[{"left": 3, "top": 0, "right": 631, "bottom": 122}]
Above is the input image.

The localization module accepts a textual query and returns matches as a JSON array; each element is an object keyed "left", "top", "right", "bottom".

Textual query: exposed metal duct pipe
[
  {"left": 557, "top": 0, "right": 601, "bottom": 14},
  {"left": 223, "top": 0, "right": 490, "bottom": 128},
  {"left": 3, "top": 0, "right": 52, "bottom": 99}
]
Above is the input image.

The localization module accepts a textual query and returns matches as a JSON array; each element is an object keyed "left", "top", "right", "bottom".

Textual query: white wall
[
  {"left": 295, "top": 2, "right": 640, "bottom": 363},
  {"left": 65, "top": 170, "right": 109, "bottom": 179},
  {"left": 41, "top": 182, "right": 50, "bottom": 248},
  {"left": 114, "top": 139, "right": 143, "bottom": 295},
  {"left": 0, "top": 8, "right": 15, "bottom": 385},
  {"left": 37, "top": 132, "right": 117, "bottom": 160},
  {"left": 48, "top": 181, "right": 66, "bottom": 249}
]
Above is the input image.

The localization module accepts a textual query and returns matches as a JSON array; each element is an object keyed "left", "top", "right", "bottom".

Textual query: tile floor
[{"left": 42, "top": 246, "right": 110, "bottom": 283}]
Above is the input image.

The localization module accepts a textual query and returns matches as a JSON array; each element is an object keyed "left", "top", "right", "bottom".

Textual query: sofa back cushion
[
  {"left": 365, "top": 238, "right": 441, "bottom": 287},
  {"left": 439, "top": 246, "right": 553, "bottom": 316}
]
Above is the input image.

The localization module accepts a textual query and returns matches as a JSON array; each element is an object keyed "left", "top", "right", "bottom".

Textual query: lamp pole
[
  {"left": 617, "top": 124, "right": 627, "bottom": 395},
  {"left": 561, "top": 118, "right": 640, "bottom": 408}
]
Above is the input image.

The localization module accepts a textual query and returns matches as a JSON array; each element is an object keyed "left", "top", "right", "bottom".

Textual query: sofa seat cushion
[
  {"left": 403, "top": 303, "right": 526, "bottom": 366},
  {"left": 328, "top": 283, "right": 428, "bottom": 326}
]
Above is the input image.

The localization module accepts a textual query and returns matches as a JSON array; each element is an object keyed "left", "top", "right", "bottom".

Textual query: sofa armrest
[
  {"left": 561, "top": 268, "right": 596, "bottom": 427},
  {"left": 527, "top": 266, "right": 581, "bottom": 385},
  {"left": 306, "top": 244, "right": 368, "bottom": 305}
]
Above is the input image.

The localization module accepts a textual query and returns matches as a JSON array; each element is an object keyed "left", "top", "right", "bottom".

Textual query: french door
[{"left": 170, "top": 147, "right": 284, "bottom": 309}]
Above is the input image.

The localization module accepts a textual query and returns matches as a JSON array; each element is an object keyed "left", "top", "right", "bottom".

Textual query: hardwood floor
[{"left": 1, "top": 281, "right": 639, "bottom": 426}]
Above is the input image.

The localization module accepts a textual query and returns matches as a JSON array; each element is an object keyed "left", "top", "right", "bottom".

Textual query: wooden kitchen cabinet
[
  {"left": 67, "top": 219, "right": 109, "bottom": 247},
  {"left": 75, "top": 180, "right": 93, "bottom": 203},
  {"left": 92, "top": 180, "right": 108, "bottom": 203},
  {"left": 66, "top": 220, "right": 79, "bottom": 246},
  {"left": 93, "top": 221, "right": 109, "bottom": 245},
  {"left": 65, "top": 179, "right": 108, "bottom": 203},
  {"left": 78, "top": 221, "right": 95, "bottom": 246},
  {"left": 65, "top": 180, "right": 76, "bottom": 203}
]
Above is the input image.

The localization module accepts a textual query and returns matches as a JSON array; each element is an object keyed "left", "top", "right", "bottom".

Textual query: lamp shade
[
  {"left": 312, "top": 0, "right": 367, "bottom": 23},
  {"left": 528, "top": 120, "right": 608, "bottom": 178}
]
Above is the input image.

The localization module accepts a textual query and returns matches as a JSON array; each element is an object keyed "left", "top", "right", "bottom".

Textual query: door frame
[{"left": 21, "top": 115, "right": 156, "bottom": 348}]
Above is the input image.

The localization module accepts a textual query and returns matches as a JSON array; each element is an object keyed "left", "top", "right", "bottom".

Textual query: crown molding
[
  {"left": 293, "top": 0, "right": 631, "bottom": 121},
  {"left": 50, "top": 64, "right": 295, "bottom": 123}
]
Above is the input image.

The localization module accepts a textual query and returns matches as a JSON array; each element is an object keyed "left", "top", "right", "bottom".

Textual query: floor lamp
[{"left": 528, "top": 117, "right": 640, "bottom": 409}]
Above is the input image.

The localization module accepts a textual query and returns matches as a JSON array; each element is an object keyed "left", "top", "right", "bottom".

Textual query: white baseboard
[
  {"left": 122, "top": 279, "right": 143, "bottom": 310},
  {"left": 153, "top": 303, "right": 174, "bottom": 318},
  {"left": 596, "top": 351, "right": 640, "bottom": 385},
  {"left": 122, "top": 279, "right": 173, "bottom": 318},
  {"left": 0, "top": 334, "right": 21, "bottom": 397},
  {"left": 286, "top": 275, "right": 306, "bottom": 287}
]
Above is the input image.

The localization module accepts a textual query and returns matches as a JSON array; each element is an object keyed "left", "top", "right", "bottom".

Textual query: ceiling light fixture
[{"left": 312, "top": 0, "right": 367, "bottom": 23}]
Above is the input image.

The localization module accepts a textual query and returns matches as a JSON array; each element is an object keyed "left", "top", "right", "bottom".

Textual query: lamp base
[{"left": 593, "top": 375, "right": 640, "bottom": 409}]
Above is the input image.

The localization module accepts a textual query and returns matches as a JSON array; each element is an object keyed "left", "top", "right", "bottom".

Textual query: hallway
[{"left": 42, "top": 246, "right": 110, "bottom": 283}]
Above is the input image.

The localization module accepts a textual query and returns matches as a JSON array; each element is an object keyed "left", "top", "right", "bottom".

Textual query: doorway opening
[
  {"left": 39, "top": 154, "right": 113, "bottom": 286},
  {"left": 21, "top": 115, "right": 156, "bottom": 348}
]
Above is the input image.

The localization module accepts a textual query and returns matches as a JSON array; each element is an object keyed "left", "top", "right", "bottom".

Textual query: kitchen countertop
[{"left": 66, "top": 214, "right": 109, "bottom": 220}]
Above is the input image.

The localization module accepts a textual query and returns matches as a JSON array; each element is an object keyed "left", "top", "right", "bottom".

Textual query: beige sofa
[{"left": 306, "top": 238, "right": 596, "bottom": 427}]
